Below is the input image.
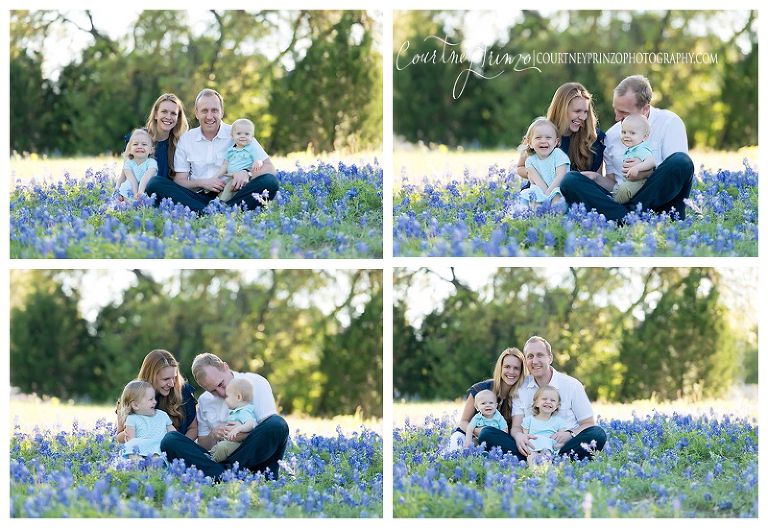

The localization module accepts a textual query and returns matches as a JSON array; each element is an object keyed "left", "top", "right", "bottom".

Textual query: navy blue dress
[
  {"left": 157, "top": 383, "right": 197, "bottom": 436},
  {"left": 559, "top": 128, "right": 606, "bottom": 172}
]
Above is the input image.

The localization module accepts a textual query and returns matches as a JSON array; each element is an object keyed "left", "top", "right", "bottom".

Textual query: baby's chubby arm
[{"left": 225, "top": 419, "right": 255, "bottom": 441}]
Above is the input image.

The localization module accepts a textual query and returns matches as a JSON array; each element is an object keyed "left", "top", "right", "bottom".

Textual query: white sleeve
[
  {"left": 603, "top": 123, "right": 623, "bottom": 177},
  {"left": 196, "top": 394, "right": 214, "bottom": 438},
  {"left": 245, "top": 373, "right": 278, "bottom": 423},
  {"left": 250, "top": 139, "right": 268, "bottom": 162},
  {"left": 173, "top": 134, "right": 191, "bottom": 173},
  {"left": 660, "top": 114, "right": 688, "bottom": 160},
  {"left": 571, "top": 382, "right": 594, "bottom": 422}
]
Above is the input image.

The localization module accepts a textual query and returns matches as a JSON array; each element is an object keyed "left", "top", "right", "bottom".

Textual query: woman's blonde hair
[
  {"left": 123, "top": 129, "right": 154, "bottom": 160},
  {"left": 546, "top": 82, "right": 599, "bottom": 171},
  {"left": 118, "top": 379, "right": 153, "bottom": 422},
  {"left": 491, "top": 347, "right": 526, "bottom": 425},
  {"left": 137, "top": 349, "right": 186, "bottom": 429},
  {"left": 530, "top": 385, "right": 560, "bottom": 417},
  {"left": 143, "top": 93, "right": 189, "bottom": 177}
]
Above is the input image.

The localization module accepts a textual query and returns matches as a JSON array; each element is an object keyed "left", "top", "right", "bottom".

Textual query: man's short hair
[
  {"left": 194, "top": 88, "right": 224, "bottom": 111},
  {"left": 191, "top": 353, "right": 226, "bottom": 383},
  {"left": 523, "top": 335, "right": 552, "bottom": 356},
  {"left": 226, "top": 377, "right": 254, "bottom": 401},
  {"left": 614, "top": 75, "right": 653, "bottom": 109}
]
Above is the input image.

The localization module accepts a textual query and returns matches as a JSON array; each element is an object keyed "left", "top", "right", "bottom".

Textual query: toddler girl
[
  {"left": 519, "top": 117, "right": 571, "bottom": 206},
  {"left": 115, "top": 129, "right": 158, "bottom": 201},
  {"left": 118, "top": 379, "right": 175, "bottom": 460},
  {"left": 521, "top": 385, "right": 567, "bottom": 463}
]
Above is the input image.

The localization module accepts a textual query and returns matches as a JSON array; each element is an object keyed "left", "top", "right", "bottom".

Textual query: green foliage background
[
  {"left": 394, "top": 267, "right": 756, "bottom": 403},
  {"left": 10, "top": 10, "right": 382, "bottom": 156},
  {"left": 10, "top": 269, "right": 383, "bottom": 419},
  {"left": 393, "top": 10, "right": 757, "bottom": 150}
]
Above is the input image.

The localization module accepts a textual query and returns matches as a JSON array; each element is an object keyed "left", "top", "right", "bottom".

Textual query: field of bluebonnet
[
  {"left": 394, "top": 412, "right": 757, "bottom": 518},
  {"left": 10, "top": 159, "right": 382, "bottom": 259},
  {"left": 393, "top": 153, "right": 757, "bottom": 257},
  {"left": 10, "top": 419, "right": 382, "bottom": 517}
]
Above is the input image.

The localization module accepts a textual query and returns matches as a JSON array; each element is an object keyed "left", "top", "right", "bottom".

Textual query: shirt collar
[{"left": 526, "top": 367, "right": 559, "bottom": 388}]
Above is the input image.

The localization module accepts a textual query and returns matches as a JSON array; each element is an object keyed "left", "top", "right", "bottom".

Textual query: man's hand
[
  {"left": 550, "top": 431, "right": 573, "bottom": 446},
  {"left": 209, "top": 423, "right": 229, "bottom": 441},
  {"left": 512, "top": 431, "right": 536, "bottom": 457},
  {"left": 228, "top": 170, "right": 250, "bottom": 192},
  {"left": 622, "top": 158, "right": 644, "bottom": 180},
  {"left": 198, "top": 177, "right": 227, "bottom": 193}
]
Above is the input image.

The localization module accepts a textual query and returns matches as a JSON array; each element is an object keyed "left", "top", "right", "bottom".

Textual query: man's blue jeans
[
  {"left": 160, "top": 414, "right": 289, "bottom": 479},
  {"left": 560, "top": 152, "right": 694, "bottom": 222}
]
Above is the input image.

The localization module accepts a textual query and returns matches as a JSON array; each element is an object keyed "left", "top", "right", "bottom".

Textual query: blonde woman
[
  {"left": 116, "top": 349, "right": 198, "bottom": 444},
  {"left": 446, "top": 347, "right": 526, "bottom": 451}
]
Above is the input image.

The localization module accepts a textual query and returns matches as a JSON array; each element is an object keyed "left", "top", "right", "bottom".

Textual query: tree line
[
  {"left": 394, "top": 267, "right": 757, "bottom": 403},
  {"left": 10, "top": 269, "right": 383, "bottom": 419},
  {"left": 394, "top": 10, "right": 757, "bottom": 151},
  {"left": 10, "top": 10, "right": 382, "bottom": 156}
]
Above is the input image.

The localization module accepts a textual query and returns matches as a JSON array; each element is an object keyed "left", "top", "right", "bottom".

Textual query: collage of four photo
[{"left": 5, "top": 6, "right": 760, "bottom": 521}]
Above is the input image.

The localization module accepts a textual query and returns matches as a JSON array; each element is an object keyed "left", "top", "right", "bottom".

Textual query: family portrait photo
[
  {"left": 393, "top": 266, "right": 757, "bottom": 517},
  {"left": 9, "top": 9, "right": 383, "bottom": 258},
  {"left": 393, "top": 10, "right": 757, "bottom": 256},
  {"left": 9, "top": 269, "right": 383, "bottom": 517}
]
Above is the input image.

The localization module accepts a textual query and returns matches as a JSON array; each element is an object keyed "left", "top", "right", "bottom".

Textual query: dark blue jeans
[
  {"left": 560, "top": 152, "right": 694, "bottom": 222},
  {"left": 160, "top": 414, "right": 289, "bottom": 479},
  {"left": 477, "top": 425, "right": 607, "bottom": 461},
  {"left": 145, "top": 173, "right": 280, "bottom": 213}
]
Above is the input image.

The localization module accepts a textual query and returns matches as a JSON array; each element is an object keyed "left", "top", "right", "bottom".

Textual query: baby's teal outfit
[
  {"left": 224, "top": 143, "right": 260, "bottom": 173},
  {"left": 468, "top": 409, "right": 507, "bottom": 431},
  {"left": 119, "top": 158, "right": 158, "bottom": 198},
  {"left": 521, "top": 414, "right": 565, "bottom": 452},
  {"left": 612, "top": 140, "right": 654, "bottom": 203},
  {"left": 209, "top": 404, "right": 256, "bottom": 462},
  {"left": 520, "top": 148, "right": 570, "bottom": 203}
]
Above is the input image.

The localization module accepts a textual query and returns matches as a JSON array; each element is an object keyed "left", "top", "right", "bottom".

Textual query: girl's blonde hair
[
  {"left": 118, "top": 379, "right": 153, "bottom": 422},
  {"left": 143, "top": 93, "right": 189, "bottom": 177},
  {"left": 522, "top": 117, "right": 559, "bottom": 156},
  {"left": 530, "top": 385, "right": 560, "bottom": 417},
  {"left": 491, "top": 347, "right": 526, "bottom": 425},
  {"left": 137, "top": 349, "right": 186, "bottom": 429},
  {"left": 123, "top": 129, "right": 154, "bottom": 160},
  {"left": 546, "top": 82, "right": 599, "bottom": 171}
]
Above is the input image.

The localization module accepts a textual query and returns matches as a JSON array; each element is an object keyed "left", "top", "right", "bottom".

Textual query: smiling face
[
  {"left": 565, "top": 96, "right": 589, "bottom": 135},
  {"left": 474, "top": 391, "right": 498, "bottom": 419},
  {"left": 500, "top": 353, "right": 523, "bottom": 389},
  {"left": 127, "top": 132, "right": 153, "bottom": 160},
  {"left": 613, "top": 90, "right": 650, "bottom": 122},
  {"left": 154, "top": 100, "right": 180, "bottom": 138},
  {"left": 534, "top": 388, "right": 560, "bottom": 417},
  {"left": 529, "top": 122, "right": 559, "bottom": 159},
  {"left": 132, "top": 386, "right": 157, "bottom": 417},
  {"left": 195, "top": 94, "right": 223, "bottom": 138},
  {"left": 231, "top": 121, "right": 254, "bottom": 148},
  {"left": 525, "top": 340, "right": 553, "bottom": 383},
  {"left": 620, "top": 115, "right": 650, "bottom": 148},
  {"left": 153, "top": 366, "right": 176, "bottom": 398},
  {"left": 198, "top": 364, "right": 233, "bottom": 399}
]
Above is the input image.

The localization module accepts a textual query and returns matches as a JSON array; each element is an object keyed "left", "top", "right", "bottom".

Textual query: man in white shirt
[
  {"left": 145, "top": 89, "right": 279, "bottom": 213},
  {"left": 560, "top": 75, "right": 694, "bottom": 222},
  {"left": 160, "top": 353, "right": 289, "bottom": 479},
  {"left": 477, "top": 336, "right": 607, "bottom": 460}
]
